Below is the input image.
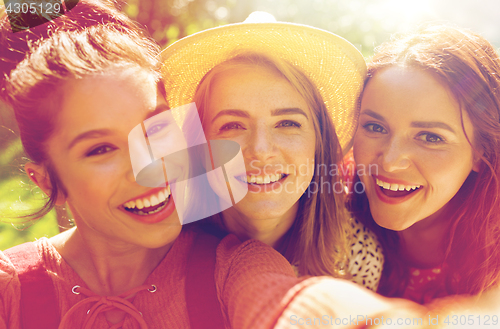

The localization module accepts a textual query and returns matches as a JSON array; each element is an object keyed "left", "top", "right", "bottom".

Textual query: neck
[
  {"left": 50, "top": 227, "right": 173, "bottom": 296},
  {"left": 398, "top": 203, "right": 455, "bottom": 268},
  {"left": 221, "top": 202, "right": 299, "bottom": 250}
]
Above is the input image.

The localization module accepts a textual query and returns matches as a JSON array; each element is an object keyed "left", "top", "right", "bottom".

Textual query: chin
[
  {"left": 372, "top": 215, "right": 414, "bottom": 232},
  {"left": 142, "top": 225, "right": 183, "bottom": 249}
]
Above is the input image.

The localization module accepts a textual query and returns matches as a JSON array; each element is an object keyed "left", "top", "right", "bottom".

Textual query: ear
[
  {"left": 472, "top": 152, "right": 482, "bottom": 173},
  {"left": 24, "top": 162, "right": 67, "bottom": 205}
]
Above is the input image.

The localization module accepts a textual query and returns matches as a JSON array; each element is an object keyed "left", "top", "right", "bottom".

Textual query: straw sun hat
[{"left": 160, "top": 12, "right": 366, "bottom": 152}]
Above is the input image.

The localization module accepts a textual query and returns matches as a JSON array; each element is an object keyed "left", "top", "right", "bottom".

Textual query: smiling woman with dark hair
[{"left": 349, "top": 24, "right": 500, "bottom": 303}]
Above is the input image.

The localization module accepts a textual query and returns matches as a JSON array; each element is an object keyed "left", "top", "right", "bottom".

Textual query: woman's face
[
  {"left": 43, "top": 69, "right": 182, "bottom": 248},
  {"left": 203, "top": 65, "right": 316, "bottom": 227},
  {"left": 354, "top": 66, "right": 479, "bottom": 231}
]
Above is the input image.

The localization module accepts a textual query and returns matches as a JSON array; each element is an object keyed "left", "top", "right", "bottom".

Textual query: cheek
[
  {"left": 419, "top": 149, "right": 474, "bottom": 188},
  {"left": 353, "top": 134, "right": 370, "bottom": 165},
  {"left": 62, "top": 162, "right": 122, "bottom": 203}
]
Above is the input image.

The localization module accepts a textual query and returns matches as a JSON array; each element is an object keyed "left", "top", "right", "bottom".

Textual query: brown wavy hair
[
  {"left": 194, "top": 53, "right": 351, "bottom": 278},
  {"left": 0, "top": 0, "right": 161, "bottom": 220},
  {"left": 349, "top": 24, "right": 500, "bottom": 297}
]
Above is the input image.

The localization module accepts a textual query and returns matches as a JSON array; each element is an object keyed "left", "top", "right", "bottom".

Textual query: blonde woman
[{"left": 161, "top": 13, "right": 383, "bottom": 290}]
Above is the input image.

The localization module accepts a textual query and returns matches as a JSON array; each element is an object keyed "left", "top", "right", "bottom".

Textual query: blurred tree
[{"left": 121, "top": 0, "right": 236, "bottom": 47}]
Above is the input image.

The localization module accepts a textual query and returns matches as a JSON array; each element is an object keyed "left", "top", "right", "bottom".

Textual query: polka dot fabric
[{"left": 347, "top": 218, "right": 384, "bottom": 291}]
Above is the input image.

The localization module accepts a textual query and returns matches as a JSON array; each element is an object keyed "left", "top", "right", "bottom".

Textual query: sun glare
[{"left": 385, "top": 0, "right": 434, "bottom": 22}]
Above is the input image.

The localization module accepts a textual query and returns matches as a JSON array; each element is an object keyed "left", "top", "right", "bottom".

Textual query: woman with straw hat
[{"left": 161, "top": 12, "right": 383, "bottom": 290}]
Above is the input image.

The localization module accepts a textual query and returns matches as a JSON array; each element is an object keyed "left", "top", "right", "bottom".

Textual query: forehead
[
  {"left": 208, "top": 65, "right": 308, "bottom": 108},
  {"left": 57, "top": 69, "right": 159, "bottom": 130},
  {"left": 362, "top": 66, "right": 476, "bottom": 140},
  {"left": 363, "top": 67, "right": 459, "bottom": 120}
]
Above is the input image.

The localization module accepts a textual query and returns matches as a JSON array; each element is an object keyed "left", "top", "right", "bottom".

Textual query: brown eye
[
  {"left": 277, "top": 120, "right": 301, "bottom": 128},
  {"left": 219, "top": 122, "right": 244, "bottom": 131},
  {"left": 415, "top": 132, "right": 445, "bottom": 144},
  {"left": 87, "top": 145, "right": 115, "bottom": 156},
  {"left": 146, "top": 123, "right": 167, "bottom": 137},
  {"left": 363, "top": 123, "right": 387, "bottom": 134}
]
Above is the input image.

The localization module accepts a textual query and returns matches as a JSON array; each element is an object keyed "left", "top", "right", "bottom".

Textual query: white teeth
[
  {"left": 158, "top": 191, "right": 166, "bottom": 202},
  {"left": 124, "top": 186, "right": 172, "bottom": 210},
  {"left": 150, "top": 195, "right": 160, "bottom": 206},
  {"left": 245, "top": 174, "right": 285, "bottom": 185},
  {"left": 375, "top": 178, "right": 421, "bottom": 192},
  {"left": 389, "top": 184, "right": 399, "bottom": 191},
  {"left": 136, "top": 199, "right": 144, "bottom": 209}
]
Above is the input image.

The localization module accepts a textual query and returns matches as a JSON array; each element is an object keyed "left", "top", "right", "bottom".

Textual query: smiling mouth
[
  {"left": 236, "top": 173, "right": 289, "bottom": 185},
  {"left": 375, "top": 178, "right": 422, "bottom": 198},
  {"left": 123, "top": 186, "right": 171, "bottom": 216}
]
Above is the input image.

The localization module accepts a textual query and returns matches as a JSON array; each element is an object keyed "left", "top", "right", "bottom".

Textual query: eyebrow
[
  {"left": 67, "top": 129, "right": 114, "bottom": 151},
  {"left": 211, "top": 110, "right": 250, "bottom": 123},
  {"left": 360, "top": 109, "right": 386, "bottom": 122},
  {"left": 211, "top": 107, "right": 308, "bottom": 123},
  {"left": 68, "top": 104, "right": 170, "bottom": 150},
  {"left": 144, "top": 104, "right": 170, "bottom": 121},
  {"left": 410, "top": 121, "right": 456, "bottom": 133},
  {"left": 271, "top": 108, "right": 309, "bottom": 119},
  {"left": 361, "top": 109, "right": 456, "bottom": 134}
]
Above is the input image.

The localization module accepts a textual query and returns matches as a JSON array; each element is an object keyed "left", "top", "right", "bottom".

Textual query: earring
[{"left": 29, "top": 171, "right": 35, "bottom": 177}]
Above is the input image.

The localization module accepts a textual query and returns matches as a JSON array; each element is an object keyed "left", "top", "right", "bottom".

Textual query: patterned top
[
  {"left": 348, "top": 218, "right": 384, "bottom": 291},
  {"left": 292, "top": 218, "right": 384, "bottom": 291},
  {"left": 340, "top": 149, "right": 384, "bottom": 290}
]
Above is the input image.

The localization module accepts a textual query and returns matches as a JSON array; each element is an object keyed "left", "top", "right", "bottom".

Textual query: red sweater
[{"left": 0, "top": 230, "right": 305, "bottom": 329}]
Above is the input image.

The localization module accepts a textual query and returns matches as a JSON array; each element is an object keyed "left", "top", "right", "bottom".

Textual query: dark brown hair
[
  {"left": 350, "top": 25, "right": 500, "bottom": 297},
  {"left": 0, "top": 0, "right": 161, "bottom": 220}
]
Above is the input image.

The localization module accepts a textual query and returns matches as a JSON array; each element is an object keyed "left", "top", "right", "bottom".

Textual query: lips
[
  {"left": 236, "top": 173, "right": 289, "bottom": 185},
  {"left": 123, "top": 186, "right": 171, "bottom": 215},
  {"left": 235, "top": 172, "right": 289, "bottom": 193},
  {"left": 372, "top": 176, "right": 423, "bottom": 204},
  {"left": 121, "top": 186, "right": 176, "bottom": 224}
]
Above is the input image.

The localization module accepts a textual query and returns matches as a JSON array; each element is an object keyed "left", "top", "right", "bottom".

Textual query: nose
[
  {"left": 244, "top": 124, "right": 276, "bottom": 161},
  {"left": 380, "top": 136, "right": 411, "bottom": 172}
]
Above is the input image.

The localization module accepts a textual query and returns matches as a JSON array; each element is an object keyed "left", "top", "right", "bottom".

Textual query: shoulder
[
  {"left": 0, "top": 243, "right": 35, "bottom": 329},
  {"left": 347, "top": 217, "right": 384, "bottom": 291},
  {"left": 213, "top": 235, "right": 302, "bottom": 328},
  {"left": 216, "top": 234, "right": 295, "bottom": 276},
  {"left": 0, "top": 247, "right": 20, "bottom": 294}
]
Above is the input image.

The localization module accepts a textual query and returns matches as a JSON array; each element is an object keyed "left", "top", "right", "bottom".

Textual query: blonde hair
[{"left": 194, "top": 53, "right": 351, "bottom": 277}]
